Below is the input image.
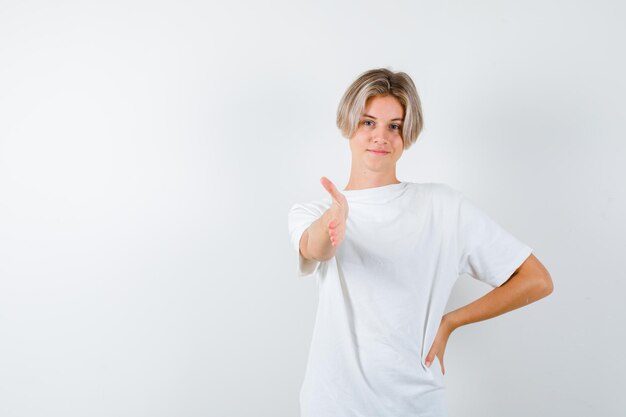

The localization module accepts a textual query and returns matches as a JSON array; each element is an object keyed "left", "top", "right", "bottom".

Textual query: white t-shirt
[{"left": 287, "top": 181, "right": 533, "bottom": 417}]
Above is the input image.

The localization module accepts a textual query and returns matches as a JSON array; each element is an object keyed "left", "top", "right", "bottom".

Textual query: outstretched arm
[{"left": 300, "top": 177, "right": 350, "bottom": 262}]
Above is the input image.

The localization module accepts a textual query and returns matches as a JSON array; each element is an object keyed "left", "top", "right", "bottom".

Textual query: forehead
[{"left": 362, "top": 95, "right": 404, "bottom": 119}]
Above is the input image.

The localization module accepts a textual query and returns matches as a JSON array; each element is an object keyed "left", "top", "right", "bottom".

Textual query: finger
[
  {"left": 425, "top": 351, "right": 434, "bottom": 368},
  {"left": 436, "top": 355, "right": 445, "bottom": 375}
]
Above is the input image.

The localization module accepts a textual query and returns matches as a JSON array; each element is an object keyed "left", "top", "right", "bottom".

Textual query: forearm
[
  {"left": 302, "top": 212, "right": 337, "bottom": 262},
  {"left": 444, "top": 271, "right": 552, "bottom": 331}
]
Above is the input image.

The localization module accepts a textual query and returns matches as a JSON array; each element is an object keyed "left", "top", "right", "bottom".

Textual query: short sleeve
[
  {"left": 287, "top": 202, "right": 324, "bottom": 277},
  {"left": 455, "top": 191, "right": 533, "bottom": 288}
]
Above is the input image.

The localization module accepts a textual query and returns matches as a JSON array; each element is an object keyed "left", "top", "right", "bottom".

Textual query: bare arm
[
  {"left": 425, "top": 253, "right": 553, "bottom": 372},
  {"left": 443, "top": 253, "right": 554, "bottom": 331},
  {"left": 299, "top": 216, "right": 336, "bottom": 262}
]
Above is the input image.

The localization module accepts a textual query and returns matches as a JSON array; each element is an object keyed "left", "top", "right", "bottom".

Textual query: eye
[
  {"left": 363, "top": 120, "right": 374, "bottom": 126},
  {"left": 391, "top": 124, "right": 402, "bottom": 130}
]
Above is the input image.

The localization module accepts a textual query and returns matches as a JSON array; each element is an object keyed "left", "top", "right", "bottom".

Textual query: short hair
[{"left": 336, "top": 68, "right": 424, "bottom": 150}]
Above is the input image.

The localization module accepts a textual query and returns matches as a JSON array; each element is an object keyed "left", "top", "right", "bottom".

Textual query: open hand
[{"left": 320, "top": 176, "right": 349, "bottom": 248}]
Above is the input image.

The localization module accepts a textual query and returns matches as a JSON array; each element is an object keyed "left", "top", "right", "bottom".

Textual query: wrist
[{"left": 442, "top": 312, "right": 460, "bottom": 333}]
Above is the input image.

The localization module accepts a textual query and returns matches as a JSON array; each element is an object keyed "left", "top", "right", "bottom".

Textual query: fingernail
[{"left": 425, "top": 360, "right": 431, "bottom": 367}]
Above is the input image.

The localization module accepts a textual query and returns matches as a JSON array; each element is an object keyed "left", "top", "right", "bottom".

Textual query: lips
[{"left": 368, "top": 149, "right": 390, "bottom": 154}]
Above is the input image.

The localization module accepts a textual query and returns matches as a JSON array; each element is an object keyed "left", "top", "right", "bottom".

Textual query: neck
[{"left": 343, "top": 173, "right": 400, "bottom": 191}]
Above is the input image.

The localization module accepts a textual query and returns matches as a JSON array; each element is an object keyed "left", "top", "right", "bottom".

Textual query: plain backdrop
[{"left": 0, "top": 1, "right": 624, "bottom": 416}]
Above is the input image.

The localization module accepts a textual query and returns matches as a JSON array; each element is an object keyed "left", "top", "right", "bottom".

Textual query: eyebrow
[{"left": 362, "top": 113, "right": 404, "bottom": 121}]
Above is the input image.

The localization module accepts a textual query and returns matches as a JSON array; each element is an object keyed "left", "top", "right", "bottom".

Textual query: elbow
[
  {"left": 526, "top": 254, "right": 554, "bottom": 299},
  {"left": 538, "top": 272, "right": 554, "bottom": 298},
  {"left": 518, "top": 272, "right": 553, "bottom": 305}
]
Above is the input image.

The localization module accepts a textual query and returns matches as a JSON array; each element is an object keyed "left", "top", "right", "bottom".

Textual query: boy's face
[{"left": 349, "top": 94, "right": 405, "bottom": 174}]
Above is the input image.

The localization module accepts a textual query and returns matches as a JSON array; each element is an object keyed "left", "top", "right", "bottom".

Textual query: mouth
[{"left": 367, "top": 150, "right": 390, "bottom": 155}]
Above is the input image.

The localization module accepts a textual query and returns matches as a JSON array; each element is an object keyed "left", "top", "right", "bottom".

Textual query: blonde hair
[{"left": 336, "top": 68, "right": 424, "bottom": 150}]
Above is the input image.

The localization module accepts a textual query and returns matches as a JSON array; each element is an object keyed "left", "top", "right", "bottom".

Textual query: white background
[{"left": 1, "top": 1, "right": 624, "bottom": 416}]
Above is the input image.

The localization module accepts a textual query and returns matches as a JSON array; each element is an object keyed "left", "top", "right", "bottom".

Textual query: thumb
[
  {"left": 320, "top": 176, "right": 343, "bottom": 203},
  {"left": 424, "top": 350, "right": 435, "bottom": 368}
]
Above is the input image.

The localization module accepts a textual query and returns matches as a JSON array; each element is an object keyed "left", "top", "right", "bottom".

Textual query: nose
[{"left": 372, "top": 126, "right": 390, "bottom": 144}]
